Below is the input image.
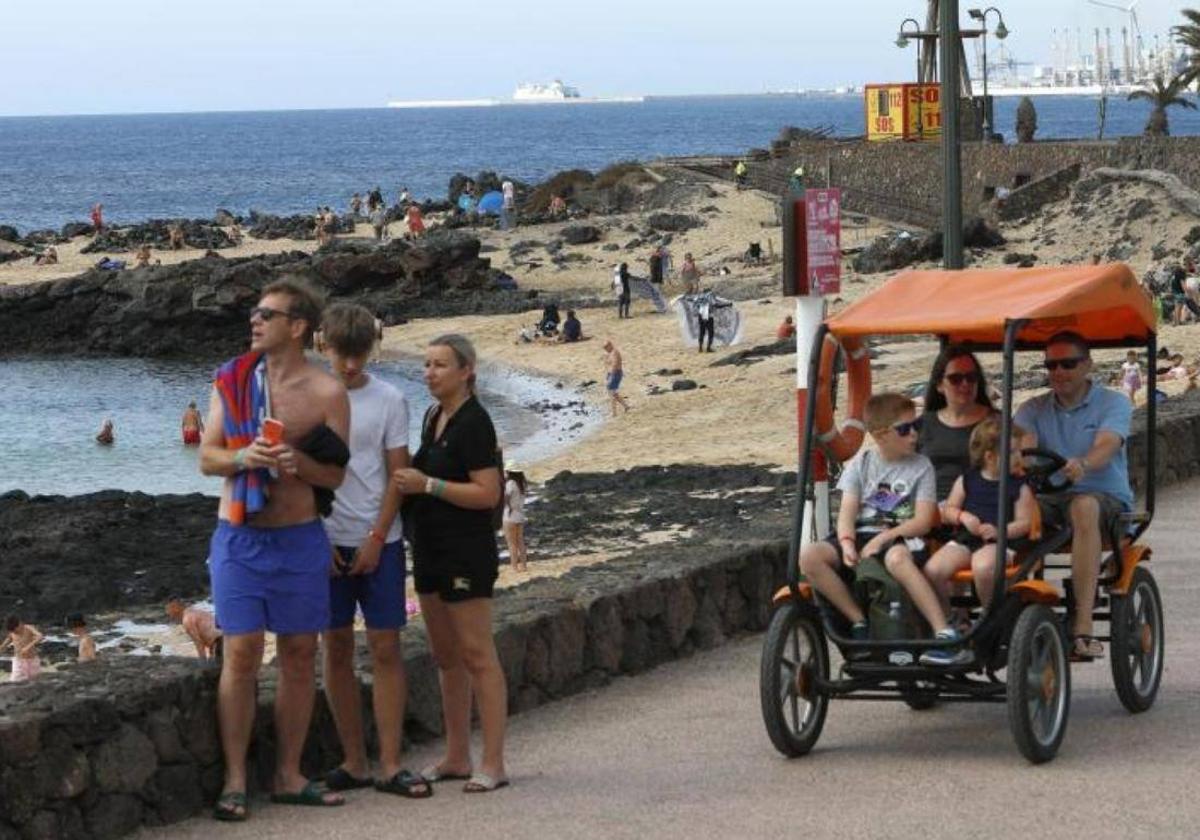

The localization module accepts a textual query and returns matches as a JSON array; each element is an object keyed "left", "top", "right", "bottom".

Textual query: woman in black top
[
  {"left": 617, "top": 263, "right": 632, "bottom": 319},
  {"left": 393, "top": 334, "right": 508, "bottom": 792},
  {"left": 917, "top": 346, "right": 996, "bottom": 501}
]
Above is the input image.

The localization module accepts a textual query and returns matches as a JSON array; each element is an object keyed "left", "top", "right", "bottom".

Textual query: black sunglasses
[
  {"left": 892, "top": 420, "right": 918, "bottom": 437},
  {"left": 250, "top": 306, "right": 299, "bottom": 322},
  {"left": 1043, "top": 357, "right": 1086, "bottom": 371},
  {"left": 945, "top": 371, "right": 980, "bottom": 386}
]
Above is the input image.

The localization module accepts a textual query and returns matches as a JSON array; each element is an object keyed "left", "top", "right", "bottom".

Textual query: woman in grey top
[{"left": 918, "top": 346, "right": 996, "bottom": 500}]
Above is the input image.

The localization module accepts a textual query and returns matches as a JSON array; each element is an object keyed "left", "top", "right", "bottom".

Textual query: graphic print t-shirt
[{"left": 837, "top": 448, "right": 937, "bottom": 532}]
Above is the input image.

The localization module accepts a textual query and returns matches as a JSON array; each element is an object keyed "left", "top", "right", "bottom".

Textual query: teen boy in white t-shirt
[{"left": 320, "top": 303, "right": 431, "bottom": 798}]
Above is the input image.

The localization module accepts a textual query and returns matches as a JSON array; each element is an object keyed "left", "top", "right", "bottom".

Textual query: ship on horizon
[{"left": 388, "top": 80, "right": 643, "bottom": 109}]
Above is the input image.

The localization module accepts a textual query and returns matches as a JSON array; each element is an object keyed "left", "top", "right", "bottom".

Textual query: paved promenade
[{"left": 147, "top": 480, "right": 1200, "bottom": 840}]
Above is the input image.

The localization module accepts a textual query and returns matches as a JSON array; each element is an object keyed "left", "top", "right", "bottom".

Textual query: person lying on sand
[{"left": 166, "top": 600, "right": 223, "bottom": 659}]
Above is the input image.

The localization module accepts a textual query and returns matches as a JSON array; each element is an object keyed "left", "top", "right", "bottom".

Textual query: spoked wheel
[
  {"left": 1109, "top": 566, "right": 1165, "bottom": 713},
  {"left": 760, "top": 601, "right": 829, "bottom": 757},
  {"left": 1006, "top": 604, "right": 1071, "bottom": 764}
]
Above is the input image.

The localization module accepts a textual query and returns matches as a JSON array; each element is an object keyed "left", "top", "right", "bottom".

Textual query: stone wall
[
  {"left": 3, "top": 390, "right": 1199, "bottom": 839},
  {"left": 724, "top": 136, "right": 1200, "bottom": 230}
]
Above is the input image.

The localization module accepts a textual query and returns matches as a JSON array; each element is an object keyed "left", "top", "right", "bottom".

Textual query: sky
[{"left": 0, "top": 0, "right": 1191, "bottom": 116}]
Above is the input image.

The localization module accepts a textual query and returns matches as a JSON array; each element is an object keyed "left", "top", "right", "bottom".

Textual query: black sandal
[
  {"left": 375, "top": 769, "right": 433, "bottom": 799},
  {"left": 213, "top": 791, "right": 248, "bottom": 822},
  {"left": 324, "top": 767, "right": 374, "bottom": 791}
]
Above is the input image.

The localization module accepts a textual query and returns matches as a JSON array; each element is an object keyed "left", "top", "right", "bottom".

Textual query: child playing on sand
[
  {"left": 1120, "top": 350, "right": 1143, "bottom": 403},
  {"left": 503, "top": 464, "right": 528, "bottom": 572},
  {"left": 66, "top": 613, "right": 97, "bottom": 662},
  {"left": 166, "top": 601, "right": 223, "bottom": 659},
  {"left": 2, "top": 615, "right": 44, "bottom": 681},
  {"left": 922, "top": 417, "right": 1037, "bottom": 610}
]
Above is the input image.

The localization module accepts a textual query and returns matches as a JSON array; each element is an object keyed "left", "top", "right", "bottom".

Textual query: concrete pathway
[{"left": 144, "top": 480, "right": 1200, "bottom": 840}]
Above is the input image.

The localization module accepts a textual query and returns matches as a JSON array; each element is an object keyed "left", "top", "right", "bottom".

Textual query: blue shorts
[
  {"left": 329, "top": 540, "right": 408, "bottom": 630},
  {"left": 208, "top": 519, "right": 331, "bottom": 636},
  {"left": 607, "top": 370, "right": 623, "bottom": 392}
]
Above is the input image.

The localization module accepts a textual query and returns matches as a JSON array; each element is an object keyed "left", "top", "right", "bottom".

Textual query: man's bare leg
[
  {"left": 218, "top": 632, "right": 265, "bottom": 807},
  {"left": 367, "top": 629, "right": 406, "bottom": 778},
  {"left": 321, "top": 627, "right": 369, "bottom": 778},
  {"left": 1069, "top": 495, "right": 1102, "bottom": 638},
  {"left": 273, "top": 632, "right": 340, "bottom": 800}
]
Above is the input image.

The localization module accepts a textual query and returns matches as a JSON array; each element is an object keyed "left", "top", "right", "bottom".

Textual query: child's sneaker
[
  {"left": 847, "top": 620, "right": 871, "bottom": 660},
  {"left": 919, "top": 628, "right": 974, "bottom": 666}
]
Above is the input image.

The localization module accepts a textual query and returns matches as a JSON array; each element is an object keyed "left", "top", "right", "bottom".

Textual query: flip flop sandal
[
  {"left": 270, "top": 781, "right": 345, "bottom": 807},
  {"left": 213, "top": 791, "right": 248, "bottom": 822},
  {"left": 375, "top": 769, "right": 433, "bottom": 799},
  {"left": 420, "top": 764, "right": 472, "bottom": 783},
  {"left": 463, "top": 773, "right": 510, "bottom": 794},
  {"left": 324, "top": 767, "right": 374, "bottom": 791},
  {"left": 1070, "top": 635, "right": 1104, "bottom": 662}
]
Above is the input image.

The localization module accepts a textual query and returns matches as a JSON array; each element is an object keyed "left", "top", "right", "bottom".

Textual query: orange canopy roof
[{"left": 826, "top": 263, "right": 1155, "bottom": 346}]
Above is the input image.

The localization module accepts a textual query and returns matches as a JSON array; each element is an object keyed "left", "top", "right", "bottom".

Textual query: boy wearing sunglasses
[
  {"left": 1014, "top": 331, "right": 1132, "bottom": 661},
  {"left": 799, "top": 393, "right": 971, "bottom": 665}
]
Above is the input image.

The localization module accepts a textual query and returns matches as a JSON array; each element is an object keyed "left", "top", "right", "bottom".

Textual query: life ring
[{"left": 813, "top": 334, "right": 871, "bottom": 463}]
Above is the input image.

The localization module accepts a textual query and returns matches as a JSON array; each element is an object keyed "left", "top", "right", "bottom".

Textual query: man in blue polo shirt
[{"left": 1015, "top": 331, "right": 1132, "bottom": 662}]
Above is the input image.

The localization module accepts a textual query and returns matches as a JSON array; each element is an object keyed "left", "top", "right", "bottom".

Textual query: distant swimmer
[
  {"left": 96, "top": 418, "right": 115, "bottom": 445},
  {"left": 66, "top": 613, "right": 97, "bottom": 662},
  {"left": 166, "top": 600, "right": 223, "bottom": 659},
  {"left": 182, "top": 401, "right": 204, "bottom": 445}
]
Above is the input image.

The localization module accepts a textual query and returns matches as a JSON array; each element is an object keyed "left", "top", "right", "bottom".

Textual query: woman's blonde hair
[{"left": 429, "top": 333, "right": 478, "bottom": 392}]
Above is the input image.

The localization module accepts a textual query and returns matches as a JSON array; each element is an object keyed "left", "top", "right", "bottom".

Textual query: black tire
[
  {"left": 1006, "top": 604, "right": 1071, "bottom": 764},
  {"left": 1109, "top": 566, "right": 1165, "bottom": 713},
  {"left": 760, "top": 601, "right": 829, "bottom": 757},
  {"left": 902, "top": 683, "right": 938, "bottom": 710}
]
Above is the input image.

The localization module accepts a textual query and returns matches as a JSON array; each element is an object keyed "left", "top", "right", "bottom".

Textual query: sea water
[
  {"left": 0, "top": 356, "right": 596, "bottom": 496},
  {"left": 0, "top": 94, "right": 1196, "bottom": 232}
]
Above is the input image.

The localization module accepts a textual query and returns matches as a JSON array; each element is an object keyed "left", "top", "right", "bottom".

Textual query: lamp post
[
  {"left": 968, "top": 7, "right": 1010, "bottom": 142},
  {"left": 941, "top": 0, "right": 964, "bottom": 269},
  {"left": 896, "top": 18, "right": 925, "bottom": 137}
]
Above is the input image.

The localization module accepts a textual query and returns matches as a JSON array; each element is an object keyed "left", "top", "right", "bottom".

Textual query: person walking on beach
[
  {"left": 90, "top": 203, "right": 104, "bottom": 234},
  {"left": 649, "top": 249, "right": 663, "bottom": 285},
  {"left": 168, "top": 222, "right": 186, "bottom": 250},
  {"left": 66, "top": 613, "right": 97, "bottom": 662},
  {"left": 405, "top": 204, "right": 426, "bottom": 238},
  {"left": 182, "top": 401, "right": 204, "bottom": 446},
  {"left": 615, "top": 263, "right": 632, "bottom": 319},
  {"left": 2, "top": 615, "right": 43, "bottom": 682},
  {"left": 317, "top": 303, "right": 431, "bottom": 799},
  {"left": 393, "top": 334, "right": 510, "bottom": 793},
  {"left": 350, "top": 193, "right": 363, "bottom": 219},
  {"left": 500, "top": 180, "right": 516, "bottom": 231},
  {"left": 502, "top": 464, "right": 528, "bottom": 572},
  {"left": 603, "top": 339, "right": 631, "bottom": 415},
  {"left": 198, "top": 277, "right": 350, "bottom": 820},
  {"left": 370, "top": 203, "right": 387, "bottom": 242},
  {"left": 680, "top": 252, "right": 700, "bottom": 294}
]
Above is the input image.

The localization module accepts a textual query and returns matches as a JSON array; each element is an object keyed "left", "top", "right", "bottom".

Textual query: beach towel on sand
[{"left": 213, "top": 352, "right": 270, "bottom": 524}]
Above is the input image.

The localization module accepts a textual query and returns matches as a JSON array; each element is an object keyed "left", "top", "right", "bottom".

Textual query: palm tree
[
  {"left": 1127, "top": 73, "right": 1197, "bottom": 136},
  {"left": 1173, "top": 9, "right": 1200, "bottom": 87}
]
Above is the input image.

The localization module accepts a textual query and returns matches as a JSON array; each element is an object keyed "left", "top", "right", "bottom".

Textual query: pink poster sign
[{"left": 804, "top": 189, "right": 841, "bottom": 296}]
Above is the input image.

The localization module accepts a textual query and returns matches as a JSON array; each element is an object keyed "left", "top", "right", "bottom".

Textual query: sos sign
[{"left": 865, "top": 83, "right": 941, "bottom": 141}]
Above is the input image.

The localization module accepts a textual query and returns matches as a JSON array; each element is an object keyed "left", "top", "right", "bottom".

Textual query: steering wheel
[{"left": 1020, "top": 447, "right": 1073, "bottom": 495}]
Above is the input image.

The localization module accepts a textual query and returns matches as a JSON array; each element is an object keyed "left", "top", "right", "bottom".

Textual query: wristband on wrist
[
  {"left": 232, "top": 448, "right": 246, "bottom": 471},
  {"left": 425, "top": 477, "right": 435, "bottom": 496}
]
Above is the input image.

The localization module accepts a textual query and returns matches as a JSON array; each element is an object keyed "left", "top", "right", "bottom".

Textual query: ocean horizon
[{"left": 1, "top": 94, "right": 1198, "bottom": 233}]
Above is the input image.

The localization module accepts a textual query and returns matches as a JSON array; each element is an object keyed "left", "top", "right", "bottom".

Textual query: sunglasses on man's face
[
  {"left": 1043, "top": 356, "right": 1086, "bottom": 371},
  {"left": 891, "top": 420, "right": 918, "bottom": 437},
  {"left": 945, "top": 371, "right": 979, "bottom": 386},
  {"left": 250, "top": 306, "right": 298, "bottom": 322}
]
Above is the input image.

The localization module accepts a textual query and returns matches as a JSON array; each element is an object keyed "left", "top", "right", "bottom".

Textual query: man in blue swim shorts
[
  {"left": 603, "top": 338, "right": 631, "bottom": 416},
  {"left": 316, "top": 303, "right": 431, "bottom": 799},
  {"left": 200, "top": 278, "right": 351, "bottom": 820}
]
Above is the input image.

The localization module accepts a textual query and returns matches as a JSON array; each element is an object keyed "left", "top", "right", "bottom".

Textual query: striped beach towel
[{"left": 213, "top": 352, "right": 271, "bottom": 524}]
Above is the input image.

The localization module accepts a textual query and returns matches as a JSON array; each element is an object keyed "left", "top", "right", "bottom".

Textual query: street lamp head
[
  {"left": 995, "top": 19, "right": 1009, "bottom": 40},
  {"left": 895, "top": 34, "right": 910, "bottom": 49}
]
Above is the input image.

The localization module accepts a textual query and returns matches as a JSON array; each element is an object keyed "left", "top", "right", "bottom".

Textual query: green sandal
[
  {"left": 375, "top": 769, "right": 433, "bottom": 799},
  {"left": 213, "top": 791, "right": 248, "bottom": 822},
  {"left": 270, "top": 781, "right": 345, "bottom": 807}
]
